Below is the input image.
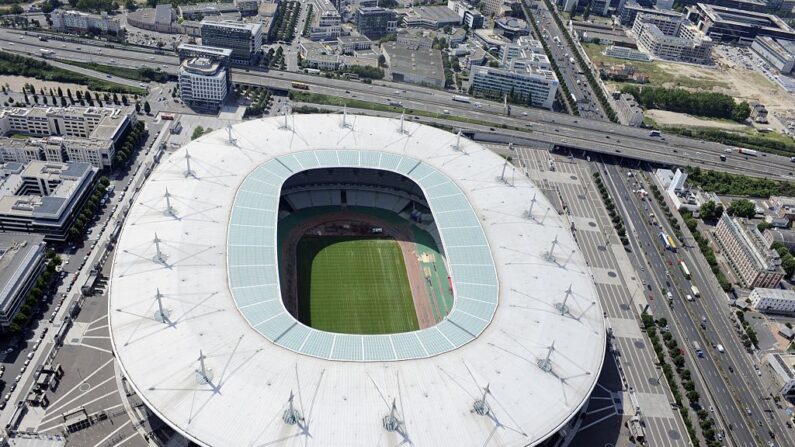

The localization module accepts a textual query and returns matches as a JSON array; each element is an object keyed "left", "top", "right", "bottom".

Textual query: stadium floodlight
[
  {"left": 563, "top": 249, "right": 576, "bottom": 269},
  {"left": 543, "top": 235, "right": 559, "bottom": 263},
  {"left": 341, "top": 105, "right": 351, "bottom": 129},
  {"left": 184, "top": 148, "right": 193, "bottom": 178},
  {"left": 524, "top": 193, "right": 537, "bottom": 221},
  {"left": 154, "top": 288, "right": 171, "bottom": 323},
  {"left": 225, "top": 123, "right": 237, "bottom": 146},
  {"left": 451, "top": 130, "right": 466, "bottom": 154},
  {"left": 473, "top": 383, "right": 491, "bottom": 416},
  {"left": 282, "top": 390, "right": 304, "bottom": 426},
  {"left": 537, "top": 341, "right": 555, "bottom": 373},
  {"left": 399, "top": 112, "right": 407, "bottom": 134},
  {"left": 382, "top": 399, "right": 403, "bottom": 433},
  {"left": 153, "top": 233, "right": 167, "bottom": 265},
  {"left": 164, "top": 187, "right": 176, "bottom": 218},
  {"left": 555, "top": 285, "right": 573, "bottom": 316},
  {"left": 279, "top": 106, "right": 291, "bottom": 130},
  {"left": 540, "top": 207, "right": 551, "bottom": 225},
  {"left": 195, "top": 350, "right": 214, "bottom": 385}
]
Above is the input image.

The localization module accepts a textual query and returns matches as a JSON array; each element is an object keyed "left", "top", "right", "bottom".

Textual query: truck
[
  {"left": 649, "top": 130, "right": 661, "bottom": 137},
  {"left": 452, "top": 95, "right": 471, "bottom": 103},
  {"left": 679, "top": 260, "right": 691, "bottom": 279},
  {"left": 388, "top": 101, "right": 402, "bottom": 107},
  {"left": 691, "top": 285, "right": 700, "bottom": 297},
  {"left": 692, "top": 341, "right": 704, "bottom": 357},
  {"left": 737, "top": 147, "right": 758, "bottom": 156},
  {"left": 39, "top": 48, "right": 54, "bottom": 57}
]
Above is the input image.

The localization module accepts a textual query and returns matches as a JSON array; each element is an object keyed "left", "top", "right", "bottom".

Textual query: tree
[
  {"left": 191, "top": 126, "right": 205, "bottom": 140},
  {"left": 727, "top": 199, "right": 756, "bottom": 218},
  {"left": 124, "top": 0, "right": 137, "bottom": 10},
  {"left": 135, "top": 102, "right": 141, "bottom": 114},
  {"left": 686, "top": 390, "right": 700, "bottom": 403},
  {"left": 699, "top": 200, "right": 721, "bottom": 220},
  {"left": 732, "top": 101, "right": 751, "bottom": 123},
  {"left": 143, "top": 101, "right": 151, "bottom": 114}
]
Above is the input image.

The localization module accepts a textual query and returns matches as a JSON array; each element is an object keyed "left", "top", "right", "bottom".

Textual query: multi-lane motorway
[{"left": 2, "top": 29, "right": 795, "bottom": 180}]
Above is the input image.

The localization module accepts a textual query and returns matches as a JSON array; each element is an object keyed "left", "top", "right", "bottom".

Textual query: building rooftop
[
  {"left": 200, "top": 19, "right": 262, "bottom": 32},
  {"left": 697, "top": 3, "right": 794, "bottom": 32},
  {"left": 383, "top": 42, "right": 445, "bottom": 83},
  {"left": 108, "top": 115, "right": 605, "bottom": 447},
  {"left": 399, "top": 5, "right": 460, "bottom": 23},
  {"left": 182, "top": 57, "right": 224, "bottom": 75},
  {"left": 0, "top": 161, "right": 95, "bottom": 219},
  {"left": 752, "top": 287, "right": 795, "bottom": 300},
  {"left": 0, "top": 233, "right": 45, "bottom": 310},
  {"left": 177, "top": 43, "right": 233, "bottom": 58}
]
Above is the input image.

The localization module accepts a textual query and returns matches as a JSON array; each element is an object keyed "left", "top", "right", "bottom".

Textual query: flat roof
[
  {"left": 108, "top": 115, "right": 605, "bottom": 447},
  {"left": 383, "top": 42, "right": 445, "bottom": 82},
  {"left": 0, "top": 233, "right": 45, "bottom": 310}
]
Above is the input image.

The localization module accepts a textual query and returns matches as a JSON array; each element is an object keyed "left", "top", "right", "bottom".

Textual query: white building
[
  {"left": 766, "top": 353, "right": 795, "bottom": 398},
  {"left": 0, "top": 233, "right": 46, "bottom": 328},
  {"left": 472, "top": 37, "right": 559, "bottom": 109},
  {"left": 179, "top": 58, "right": 229, "bottom": 111},
  {"left": 310, "top": 0, "right": 342, "bottom": 41},
  {"left": 750, "top": 287, "right": 795, "bottom": 314},
  {"left": 633, "top": 13, "right": 712, "bottom": 64},
  {"left": 51, "top": 10, "right": 121, "bottom": 34}
]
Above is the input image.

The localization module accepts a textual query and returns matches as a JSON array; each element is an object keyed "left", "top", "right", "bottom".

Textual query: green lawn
[{"left": 296, "top": 236, "right": 418, "bottom": 334}]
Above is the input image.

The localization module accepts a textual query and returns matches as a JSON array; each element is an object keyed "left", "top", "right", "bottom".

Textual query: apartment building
[
  {"left": 472, "top": 37, "right": 559, "bottom": 109},
  {"left": 0, "top": 161, "right": 98, "bottom": 241},
  {"left": 51, "top": 10, "right": 121, "bottom": 35},
  {"left": 750, "top": 288, "right": 795, "bottom": 314},
  {"left": 714, "top": 213, "right": 785, "bottom": 288},
  {"left": 356, "top": 7, "right": 397, "bottom": 39},
  {"left": 0, "top": 106, "right": 135, "bottom": 168},
  {"left": 0, "top": 233, "right": 46, "bottom": 328},
  {"left": 200, "top": 20, "right": 262, "bottom": 65}
]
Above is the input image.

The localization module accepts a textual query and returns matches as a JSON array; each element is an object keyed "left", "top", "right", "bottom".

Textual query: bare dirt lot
[{"left": 645, "top": 109, "right": 748, "bottom": 131}]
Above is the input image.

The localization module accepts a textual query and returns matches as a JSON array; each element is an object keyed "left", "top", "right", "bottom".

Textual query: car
[
  {"left": 23, "top": 359, "right": 30, "bottom": 366},
  {"left": 2, "top": 394, "right": 8, "bottom": 402},
  {"left": 106, "top": 74, "right": 112, "bottom": 78},
  {"left": 20, "top": 366, "right": 26, "bottom": 374},
  {"left": 0, "top": 401, "right": 6, "bottom": 410},
  {"left": 14, "top": 375, "right": 21, "bottom": 383},
  {"left": 9, "top": 383, "right": 15, "bottom": 392}
]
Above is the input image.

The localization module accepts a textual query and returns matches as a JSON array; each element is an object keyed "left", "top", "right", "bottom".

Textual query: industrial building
[
  {"left": 0, "top": 161, "right": 98, "bottom": 241},
  {"left": 472, "top": 37, "right": 559, "bottom": 109},
  {"left": 750, "top": 288, "right": 795, "bottom": 314},
  {"left": 200, "top": 20, "right": 262, "bottom": 65},
  {"left": 0, "top": 106, "right": 135, "bottom": 168},
  {"left": 714, "top": 213, "right": 785, "bottom": 288},
  {"left": 751, "top": 36, "right": 795, "bottom": 74},
  {"left": 382, "top": 42, "right": 446, "bottom": 89},
  {"left": 356, "top": 7, "right": 397, "bottom": 39},
  {"left": 686, "top": 3, "right": 795, "bottom": 45},
  {"left": 0, "top": 233, "right": 46, "bottom": 329}
]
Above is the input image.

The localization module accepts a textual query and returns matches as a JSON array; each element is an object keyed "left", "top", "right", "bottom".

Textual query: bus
[
  {"left": 291, "top": 82, "right": 309, "bottom": 90},
  {"left": 452, "top": 95, "right": 471, "bottom": 103},
  {"left": 659, "top": 232, "right": 671, "bottom": 249},
  {"left": 679, "top": 260, "right": 691, "bottom": 279},
  {"left": 666, "top": 234, "right": 677, "bottom": 251},
  {"left": 692, "top": 341, "right": 704, "bottom": 357}
]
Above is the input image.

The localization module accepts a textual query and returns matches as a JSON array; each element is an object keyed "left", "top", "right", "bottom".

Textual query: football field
[{"left": 296, "top": 236, "right": 419, "bottom": 334}]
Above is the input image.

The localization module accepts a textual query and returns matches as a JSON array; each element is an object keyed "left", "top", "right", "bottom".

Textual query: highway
[
  {"left": 3, "top": 29, "right": 795, "bottom": 181},
  {"left": 600, "top": 159, "right": 795, "bottom": 446}
]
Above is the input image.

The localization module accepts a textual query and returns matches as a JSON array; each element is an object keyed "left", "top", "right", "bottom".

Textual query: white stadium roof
[{"left": 108, "top": 114, "right": 606, "bottom": 447}]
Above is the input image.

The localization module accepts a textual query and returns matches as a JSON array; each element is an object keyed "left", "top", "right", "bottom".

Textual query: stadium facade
[{"left": 108, "top": 115, "right": 606, "bottom": 446}]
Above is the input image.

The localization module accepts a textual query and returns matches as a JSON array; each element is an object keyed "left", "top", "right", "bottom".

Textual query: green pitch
[{"left": 296, "top": 236, "right": 419, "bottom": 334}]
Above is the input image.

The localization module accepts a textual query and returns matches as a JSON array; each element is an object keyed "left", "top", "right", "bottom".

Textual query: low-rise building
[
  {"left": 471, "top": 37, "right": 558, "bottom": 109},
  {"left": 766, "top": 353, "right": 795, "bottom": 398},
  {"left": 750, "top": 102, "right": 768, "bottom": 123},
  {"left": 337, "top": 35, "right": 372, "bottom": 54},
  {"left": 0, "top": 161, "right": 98, "bottom": 241},
  {"left": 127, "top": 4, "right": 180, "bottom": 34},
  {"left": 398, "top": 6, "right": 461, "bottom": 30},
  {"left": 750, "top": 287, "right": 795, "bottom": 314},
  {"left": 382, "top": 42, "right": 446, "bottom": 89},
  {"left": 751, "top": 36, "right": 795, "bottom": 74},
  {"left": 764, "top": 228, "right": 795, "bottom": 251},
  {"left": 604, "top": 45, "right": 652, "bottom": 62},
  {"left": 614, "top": 93, "right": 644, "bottom": 127},
  {"left": 51, "top": 10, "right": 121, "bottom": 35},
  {"left": 768, "top": 195, "right": 795, "bottom": 221},
  {"left": 179, "top": 2, "right": 240, "bottom": 20},
  {"left": 0, "top": 233, "right": 46, "bottom": 329},
  {"left": 715, "top": 212, "right": 785, "bottom": 288}
]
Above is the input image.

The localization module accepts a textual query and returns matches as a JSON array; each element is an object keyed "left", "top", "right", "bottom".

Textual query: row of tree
[
  {"left": 621, "top": 85, "right": 751, "bottom": 122},
  {"left": 68, "top": 176, "right": 110, "bottom": 240},
  {"left": 113, "top": 120, "right": 146, "bottom": 166},
  {"left": 685, "top": 166, "right": 795, "bottom": 197}
]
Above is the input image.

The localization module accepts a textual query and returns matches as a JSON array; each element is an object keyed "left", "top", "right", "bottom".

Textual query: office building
[
  {"left": 619, "top": 1, "right": 683, "bottom": 26},
  {"left": 179, "top": 58, "right": 230, "bottom": 112},
  {"left": 356, "top": 7, "right": 397, "bottom": 39},
  {"left": 686, "top": 3, "right": 795, "bottom": 45},
  {"left": 309, "top": 0, "right": 343, "bottom": 41},
  {"left": 714, "top": 213, "right": 785, "bottom": 288},
  {"left": 447, "top": 0, "right": 484, "bottom": 29},
  {"left": 0, "top": 233, "right": 46, "bottom": 328},
  {"left": 633, "top": 13, "right": 713, "bottom": 64},
  {"left": 471, "top": 37, "right": 558, "bottom": 110},
  {"left": 750, "top": 288, "right": 795, "bottom": 314},
  {"left": 0, "top": 106, "right": 135, "bottom": 168},
  {"left": 382, "top": 42, "right": 446, "bottom": 89},
  {"left": 495, "top": 17, "right": 530, "bottom": 40},
  {"left": 51, "top": 10, "right": 121, "bottom": 35},
  {"left": 767, "top": 353, "right": 795, "bottom": 398},
  {"left": 337, "top": 35, "right": 372, "bottom": 54},
  {"left": 200, "top": 20, "right": 262, "bottom": 65},
  {"left": 751, "top": 36, "right": 795, "bottom": 74},
  {"left": 0, "top": 161, "right": 98, "bottom": 241}
]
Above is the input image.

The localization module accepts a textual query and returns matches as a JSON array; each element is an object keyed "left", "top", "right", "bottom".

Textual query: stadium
[{"left": 108, "top": 114, "right": 606, "bottom": 446}]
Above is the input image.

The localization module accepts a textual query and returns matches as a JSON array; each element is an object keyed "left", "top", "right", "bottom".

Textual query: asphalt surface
[
  {"left": 601, "top": 159, "right": 795, "bottom": 446},
  {"left": 2, "top": 29, "right": 795, "bottom": 181}
]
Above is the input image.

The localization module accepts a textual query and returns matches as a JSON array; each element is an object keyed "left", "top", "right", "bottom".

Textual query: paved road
[{"left": 2, "top": 29, "right": 795, "bottom": 181}]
